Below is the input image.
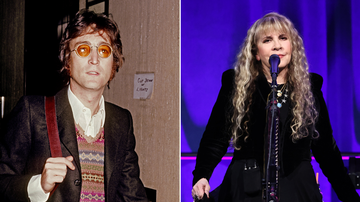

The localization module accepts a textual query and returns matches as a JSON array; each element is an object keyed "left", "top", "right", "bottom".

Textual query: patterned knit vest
[{"left": 76, "top": 125, "right": 105, "bottom": 201}]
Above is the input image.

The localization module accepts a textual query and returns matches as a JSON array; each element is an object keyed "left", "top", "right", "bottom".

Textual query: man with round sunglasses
[{"left": 0, "top": 9, "right": 148, "bottom": 202}]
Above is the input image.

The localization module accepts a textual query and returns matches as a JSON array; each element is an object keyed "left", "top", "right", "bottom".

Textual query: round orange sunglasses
[{"left": 71, "top": 43, "right": 113, "bottom": 58}]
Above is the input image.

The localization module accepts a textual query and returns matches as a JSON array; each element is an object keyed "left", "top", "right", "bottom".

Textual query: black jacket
[
  {"left": 193, "top": 69, "right": 359, "bottom": 202},
  {"left": 0, "top": 88, "right": 148, "bottom": 202}
]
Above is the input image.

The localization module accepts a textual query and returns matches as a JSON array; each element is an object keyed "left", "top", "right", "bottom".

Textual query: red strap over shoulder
[
  {"left": 45, "top": 96, "right": 62, "bottom": 196},
  {"left": 45, "top": 96, "right": 62, "bottom": 157}
]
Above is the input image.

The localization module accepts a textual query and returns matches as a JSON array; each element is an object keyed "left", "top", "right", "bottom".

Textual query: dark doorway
[{"left": 24, "top": 1, "right": 79, "bottom": 96}]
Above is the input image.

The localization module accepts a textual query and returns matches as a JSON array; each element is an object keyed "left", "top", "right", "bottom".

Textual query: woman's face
[{"left": 256, "top": 30, "right": 292, "bottom": 72}]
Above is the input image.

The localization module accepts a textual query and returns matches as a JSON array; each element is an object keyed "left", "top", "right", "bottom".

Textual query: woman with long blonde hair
[{"left": 192, "top": 12, "right": 359, "bottom": 202}]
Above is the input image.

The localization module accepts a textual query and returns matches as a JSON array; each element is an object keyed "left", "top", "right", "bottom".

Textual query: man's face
[{"left": 68, "top": 28, "right": 113, "bottom": 93}]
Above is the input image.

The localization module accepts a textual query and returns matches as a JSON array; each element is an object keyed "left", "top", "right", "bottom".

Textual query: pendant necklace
[{"left": 276, "top": 83, "right": 288, "bottom": 108}]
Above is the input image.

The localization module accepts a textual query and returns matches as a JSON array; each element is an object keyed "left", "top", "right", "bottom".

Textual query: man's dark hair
[{"left": 59, "top": 9, "right": 124, "bottom": 83}]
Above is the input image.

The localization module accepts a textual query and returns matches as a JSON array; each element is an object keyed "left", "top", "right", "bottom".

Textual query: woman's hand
[{"left": 192, "top": 178, "right": 210, "bottom": 200}]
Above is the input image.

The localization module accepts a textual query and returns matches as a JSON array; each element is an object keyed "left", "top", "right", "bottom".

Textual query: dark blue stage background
[{"left": 181, "top": 0, "right": 360, "bottom": 201}]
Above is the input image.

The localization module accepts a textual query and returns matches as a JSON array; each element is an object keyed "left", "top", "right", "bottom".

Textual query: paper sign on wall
[{"left": 133, "top": 73, "right": 154, "bottom": 99}]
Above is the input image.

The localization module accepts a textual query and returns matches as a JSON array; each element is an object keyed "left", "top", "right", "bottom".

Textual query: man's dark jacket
[{"left": 0, "top": 88, "right": 148, "bottom": 201}]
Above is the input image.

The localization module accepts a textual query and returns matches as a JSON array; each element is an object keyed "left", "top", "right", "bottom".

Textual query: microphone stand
[{"left": 265, "top": 56, "right": 280, "bottom": 202}]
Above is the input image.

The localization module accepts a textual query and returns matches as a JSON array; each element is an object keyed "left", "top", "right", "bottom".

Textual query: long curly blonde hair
[{"left": 231, "top": 12, "right": 318, "bottom": 149}]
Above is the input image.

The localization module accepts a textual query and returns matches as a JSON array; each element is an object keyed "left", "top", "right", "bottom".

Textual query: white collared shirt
[{"left": 67, "top": 86, "right": 106, "bottom": 137}]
